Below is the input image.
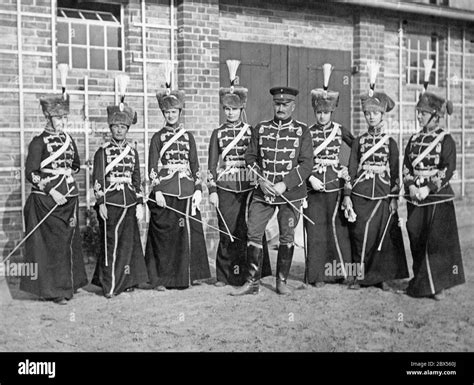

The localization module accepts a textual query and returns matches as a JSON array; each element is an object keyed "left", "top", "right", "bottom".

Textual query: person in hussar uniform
[
  {"left": 91, "top": 75, "right": 148, "bottom": 298},
  {"left": 145, "top": 66, "right": 210, "bottom": 290},
  {"left": 232, "top": 86, "right": 313, "bottom": 296},
  {"left": 208, "top": 60, "right": 272, "bottom": 287},
  {"left": 20, "top": 64, "right": 87, "bottom": 305},
  {"left": 304, "top": 64, "right": 354, "bottom": 288},
  {"left": 342, "top": 60, "right": 408, "bottom": 291},
  {"left": 403, "top": 61, "right": 465, "bottom": 300}
]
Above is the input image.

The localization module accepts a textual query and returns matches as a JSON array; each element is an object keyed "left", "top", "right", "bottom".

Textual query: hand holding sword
[{"left": 248, "top": 164, "right": 316, "bottom": 225}]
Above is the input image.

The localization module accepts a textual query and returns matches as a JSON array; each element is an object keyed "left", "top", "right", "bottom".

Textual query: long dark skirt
[
  {"left": 350, "top": 195, "right": 408, "bottom": 286},
  {"left": 215, "top": 189, "right": 272, "bottom": 285},
  {"left": 145, "top": 195, "right": 210, "bottom": 288},
  {"left": 92, "top": 204, "right": 148, "bottom": 296},
  {"left": 303, "top": 190, "right": 352, "bottom": 283},
  {"left": 20, "top": 193, "right": 88, "bottom": 300},
  {"left": 406, "top": 201, "right": 465, "bottom": 297}
]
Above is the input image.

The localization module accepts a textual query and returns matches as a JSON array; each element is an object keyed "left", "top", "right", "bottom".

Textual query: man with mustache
[{"left": 232, "top": 87, "right": 313, "bottom": 296}]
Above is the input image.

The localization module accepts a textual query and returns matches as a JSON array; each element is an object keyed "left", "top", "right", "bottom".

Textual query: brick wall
[{"left": 177, "top": 0, "right": 220, "bottom": 232}]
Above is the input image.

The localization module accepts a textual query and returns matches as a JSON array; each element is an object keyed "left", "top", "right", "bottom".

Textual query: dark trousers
[{"left": 247, "top": 199, "right": 301, "bottom": 246}]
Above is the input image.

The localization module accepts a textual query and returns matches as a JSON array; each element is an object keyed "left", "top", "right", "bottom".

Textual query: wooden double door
[{"left": 219, "top": 40, "right": 352, "bottom": 131}]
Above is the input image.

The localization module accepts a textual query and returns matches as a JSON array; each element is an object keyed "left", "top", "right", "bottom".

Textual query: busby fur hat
[
  {"left": 416, "top": 92, "right": 453, "bottom": 117},
  {"left": 157, "top": 61, "right": 185, "bottom": 111},
  {"left": 220, "top": 59, "right": 247, "bottom": 108},
  {"left": 107, "top": 104, "right": 137, "bottom": 126},
  {"left": 359, "top": 59, "right": 394, "bottom": 113},
  {"left": 156, "top": 90, "right": 185, "bottom": 111},
  {"left": 361, "top": 92, "right": 395, "bottom": 113},
  {"left": 219, "top": 86, "right": 248, "bottom": 109},
  {"left": 311, "top": 89, "right": 339, "bottom": 112},
  {"left": 40, "top": 94, "right": 70, "bottom": 117},
  {"left": 40, "top": 63, "right": 69, "bottom": 117},
  {"left": 311, "top": 63, "right": 339, "bottom": 112}
]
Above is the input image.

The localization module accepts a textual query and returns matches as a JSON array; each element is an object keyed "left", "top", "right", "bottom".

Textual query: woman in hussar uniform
[
  {"left": 20, "top": 64, "right": 87, "bottom": 304},
  {"left": 403, "top": 61, "right": 465, "bottom": 300},
  {"left": 342, "top": 60, "right": 408, "bottom": 291},
  {"left": 208, "top": 60, "right": 271, "bottom": 287},
  {"left": 92, "top": 75, "right": 148, "bottom": 298},
  {"left": 145, "top": 65, "right": 210, "bottom": 290},
  {"left": 304, "top": 63, "right": 354, "bottom": 287}
]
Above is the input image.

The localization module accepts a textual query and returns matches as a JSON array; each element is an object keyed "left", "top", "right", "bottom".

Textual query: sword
[
  {"left": 3, "top": 186, "right": 76, "bottom": 264},
  {"left": 215, "top": 206, "right": 234, "bottom": 242},
  {"left": 102, "top": 146, "right": 108, "bottom": 267},
  {"left": 147, "top": 197, "right": 241, "bottom": 241},
  {"left": 377, "top": 211, "right": 394, "bottom": 251},
  {"left": 248, "top": 165, "right": 316, "bottom": 225}
]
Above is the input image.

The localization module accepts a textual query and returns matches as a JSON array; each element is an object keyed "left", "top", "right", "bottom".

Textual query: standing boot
[
  {"left": 231, "top": 244, "right": 263, "bottom": 296},
  {"left": 276, "top": 244, "right": 294, "bottom": 295}
]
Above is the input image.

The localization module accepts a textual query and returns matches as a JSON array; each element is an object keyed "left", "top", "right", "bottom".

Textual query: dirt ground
[{"left": 1, "top": 199, "right": 473, "bottom": 353}]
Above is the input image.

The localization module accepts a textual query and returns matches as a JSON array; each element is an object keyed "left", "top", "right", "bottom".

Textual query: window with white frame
[
  {"left": 407, "top": 33, "right": 438, "bottom": 86},
  {"left": 57, "top": 4, "right": 123, "bottom": 71}
]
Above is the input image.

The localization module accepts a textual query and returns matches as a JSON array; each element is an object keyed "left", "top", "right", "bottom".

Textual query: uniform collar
[
  {"left": 164, "top": 123, "right": 183, "bottom": 132},
  {"left": 315, "top": 121, "right": 333, "bottom": 131},
  {"left": 273, "top": 116, "right": 293, "bottom": 126},
  {"left": 368, "top": 121, "right": 384, "bottom": 136},
  {"left": 111, "top": 138, "right": 128, "bottom": 148},
  {"left": 225, "top": 120, "right": 242, "bottom": 128},
  {"left": 422, "top": 123, "right": 440, "bottom": 135},
  {"left": 44, "top": 122, "right": 63, "bottom": 136}
]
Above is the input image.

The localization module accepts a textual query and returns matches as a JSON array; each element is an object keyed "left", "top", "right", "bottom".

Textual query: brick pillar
[
  {"left": 177, "top": 0, "right": 220, "bottom": 234},
  {"left": 353, "top": 9, "right": 385, "bottom": 135}
]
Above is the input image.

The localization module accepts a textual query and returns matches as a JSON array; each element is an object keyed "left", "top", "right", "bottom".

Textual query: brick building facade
[{"left": 1, "top": 0, "right": 473, "bottom": 258}]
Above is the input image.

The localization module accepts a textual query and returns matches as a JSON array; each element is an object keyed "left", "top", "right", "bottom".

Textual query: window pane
[
  {"left": 107, "top": 50, "right": 121, "bottom": 71},
  {"left": 107, "top": 26, "right": 121, "bottom": 48},
  {"left": 409, "top": 71, "right": 417, "bottom": 85},
  {"left": 57, "top": 22, "right": 68, "bottom": 44},
  {"left": 429, "top": 71, "right": 436, "bottom": 85},
  {"left": 64, "top": 10, "right": 81, "bottom": 18},
  {"left": 71, "top": 23, "right": 86, "bottom": 45},
  {"left": 82, "top": 11, "right": 99, "bottom": 20},
  {"left": 100, "top": 13, "right": 115, "bottom": 22},
  {"left": 90, "top": 48, "right": 105, "bottom": 70},
  {"left": 72, "top": 47, "right": 87, "bottom": 68},
  {"left": 90, "top": 25, "right": 104, "bottom": 46},
  {"left": 58, "top": 46, "right": 69, "bottom": 65}
]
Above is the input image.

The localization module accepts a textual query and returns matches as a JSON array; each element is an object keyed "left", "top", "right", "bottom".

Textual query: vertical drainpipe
[
  {"left": 84, "top": 75, "right": 90, "bottom": 212},
  {"left": 461, "top": 27, "right": 466, "bottom": 197},
  {"left": 52, "top": 0, "right": 57, "bottom": 90},
  {"left": 447, "top": 26, "right": 450, "bottom": 133},
  {"left": 141, "top": 0, "right": 149, "bottom": 223},
  {"left": 18, "top": 0, "right": 26, "bottom": 232},
  {"left": 398, "top": 19, "right": 403, "bottom": 195},
  {"left": 170, "top": 0, "right": 175, "bottom": 89}
]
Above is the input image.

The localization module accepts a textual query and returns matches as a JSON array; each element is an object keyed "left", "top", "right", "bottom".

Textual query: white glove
[
  {"left": 309, "top": 175, "right": 324, "bottom": 191},
  {"left": 302, "top": 198, "right": 308, "bottom": 209},
  {"left": 409, "top": 185, "right": 418, "bottom": 200},
  {"left": 209, "top": 192, "right": 219, "bottom": 208},
  {"left": 192, "top": 190, "right": 202, "bottom": 210},
  {"left": 50, "top": 188, "right": 67, "bottom": 206},
  {"left": 99, "top": 203, "right": 108, "bottom": 220},
  {"left": 341, "top": 196, "right": 353, "bottom": 211},
  {"left": 136, "top": 203, "right": 144, "bottom": 221},
  {"left": 155, "top": 191, "right": 166, "bottom": 207},
  {"left": 418, "top": 186, "right": 430, "bottom": 201},
  {"left": 345, "top": 207, "right": 357, "bottom": 223}
]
